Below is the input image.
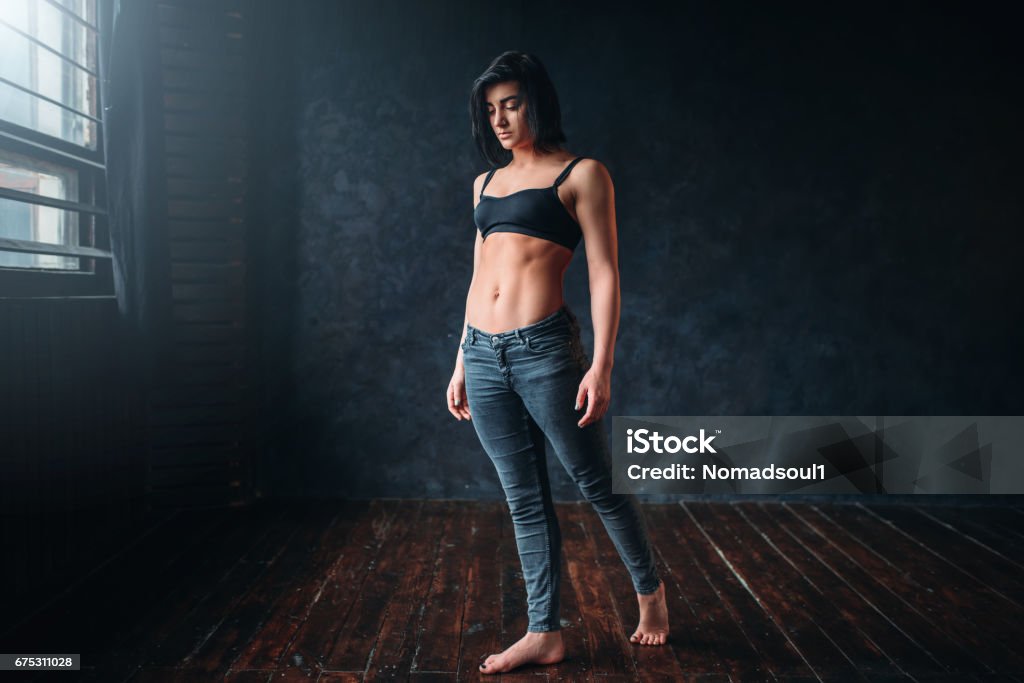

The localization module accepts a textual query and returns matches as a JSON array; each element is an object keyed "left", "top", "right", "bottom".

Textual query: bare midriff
[{"left": 466, "top": 232, "right": 574, "bottom": 335}]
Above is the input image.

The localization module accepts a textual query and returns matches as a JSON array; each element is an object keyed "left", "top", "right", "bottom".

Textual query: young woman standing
[{"left": 446, "top": 51, "right": 670, "bottom": 675}]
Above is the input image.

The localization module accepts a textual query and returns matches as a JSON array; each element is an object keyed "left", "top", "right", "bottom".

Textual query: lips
[{"left": 498, "top": 132, "right": 511, "bottom": 138}]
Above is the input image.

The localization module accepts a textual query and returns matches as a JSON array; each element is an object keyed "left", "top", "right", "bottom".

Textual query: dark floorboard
[{"left": 2, "top": 499, "right": 1022, "bottom": 682}]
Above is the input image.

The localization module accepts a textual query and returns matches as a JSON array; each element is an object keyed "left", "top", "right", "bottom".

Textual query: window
[{"left": 0, "top": 0, "right": 112, "bottom": 296}]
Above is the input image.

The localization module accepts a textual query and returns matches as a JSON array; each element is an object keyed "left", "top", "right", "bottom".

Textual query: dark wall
[
  {"left": 0, "top": 298, "right": 149, "bottom": 634},
  {"left": 249, "top": 1, "right": 1024, "bottom": 499}
]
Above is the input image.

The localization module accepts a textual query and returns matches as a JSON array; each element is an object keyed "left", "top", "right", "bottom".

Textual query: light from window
[
  {"left": 0, "top": 0, "right": 99, "bottom": 148},
  {"left": 0, "top": 147, "right": 80, "bottom": 269},
  {"left": 0, "top": 0, "right": 103, "bottom": 278}
]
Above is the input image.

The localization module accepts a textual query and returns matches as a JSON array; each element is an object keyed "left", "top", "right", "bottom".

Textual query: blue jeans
[{"left": 461, "top": 304, "right": 661, "bottom": 633}]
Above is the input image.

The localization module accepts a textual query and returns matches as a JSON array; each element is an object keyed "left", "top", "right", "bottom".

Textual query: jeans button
[{"left": 491, "top": 336, "right": 498, "bottom": 343}]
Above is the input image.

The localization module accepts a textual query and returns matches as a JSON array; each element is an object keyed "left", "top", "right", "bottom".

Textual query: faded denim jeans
[{"left": 461, "top": 304, "right": 661, "bottom": 632}]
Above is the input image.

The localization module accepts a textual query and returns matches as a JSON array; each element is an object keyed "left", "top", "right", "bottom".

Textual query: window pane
[
  {"left": 1, "top": 0, "right": 96, "bottom": 73},
  {"left": 0, "top": 147, "right": 79, "bottom": 201},
  {"left": 0, "top": 79, "right": 98, "bottom": 148},
  {"left": 0, "top": 23, "right": 98, "bottom": 122},
  {"left": 51, "top": 0, "right": 96, "bottom": 27},
  {"left": 0, "top": 195, "right": 82, "bottom": 270},
  {"left": 0, "top": 149, "right": 82, "bottom": 264},
  {"left": 0, "top": 0, "right": 100, "bottom": 150}
]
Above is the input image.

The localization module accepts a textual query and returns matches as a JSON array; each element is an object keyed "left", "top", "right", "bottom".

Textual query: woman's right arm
[
  {"left": 456, "top": 171, "right": 488, "bottom": 362},
  {"left": 447, "top": 172, "right": 487, "bottom": 420}
]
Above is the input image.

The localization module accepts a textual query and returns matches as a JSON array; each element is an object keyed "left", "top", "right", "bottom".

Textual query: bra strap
[
  {"left": 553, "top": 156, "right": 587, "bottom": 188},
  {"left": 480, "top": 167, "right": 498, "bottom": 198}
]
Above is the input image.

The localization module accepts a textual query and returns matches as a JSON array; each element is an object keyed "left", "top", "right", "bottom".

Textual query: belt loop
[
  {"left": 514, "top": 329, "right": 523, "bottom": 343},
  {"left": 470, "top": 328, "right": 476, "bottom": 344}
]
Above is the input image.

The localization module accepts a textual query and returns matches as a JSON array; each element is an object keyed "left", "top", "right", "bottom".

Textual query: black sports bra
[{"left": 473, "top": 156, "right": 587, "bottom": 252}]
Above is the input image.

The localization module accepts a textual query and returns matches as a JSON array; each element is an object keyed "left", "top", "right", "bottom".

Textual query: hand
[
  {"left": 575, "top": 366, "right": 611, "bottom": 428},
  {"left": 447, "top": 369, "right": 471, "bottom": 421}
]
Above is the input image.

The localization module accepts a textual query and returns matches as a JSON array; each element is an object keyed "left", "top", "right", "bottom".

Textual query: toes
[{"left": 632, "top": 630, "right": 673, "bottom": 646}]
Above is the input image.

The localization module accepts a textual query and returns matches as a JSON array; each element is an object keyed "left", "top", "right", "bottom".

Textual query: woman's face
[{"left": 484, "top": 81, "right": 531, "bottom": 149}]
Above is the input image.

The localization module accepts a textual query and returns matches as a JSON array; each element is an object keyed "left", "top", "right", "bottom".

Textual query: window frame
[{"left": 0, "top": 0, "right": 113, "bottom": 299}]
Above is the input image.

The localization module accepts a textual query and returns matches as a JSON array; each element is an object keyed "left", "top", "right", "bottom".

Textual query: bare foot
[
  {"left": 479, "top": 630, "right": 565, "bottom": 674},
  {"left": 630, "top": 579, "right": 670, "bottom": 645}
]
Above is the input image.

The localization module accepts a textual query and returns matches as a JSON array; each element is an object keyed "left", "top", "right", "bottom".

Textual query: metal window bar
[
  {"left": 0, "top": 76, "right": 102, "bottom": 125},
  {"left": 0, "top": 185, "right": 111, "bottom": 263},
  {"left": 42, "top": 0, "right": 97, "bottom": 32},
  {"left": 0, "top": 186, "right": 107, "bottom": 216},
  {"left": 0, "top": 18, "right": 99, "bottom": 78},
  {"left": 0, "top": 124, "right": 105, "bottom": 169},
  {"left": 0, "top": 236, "right": 111, "bottom": 259}
]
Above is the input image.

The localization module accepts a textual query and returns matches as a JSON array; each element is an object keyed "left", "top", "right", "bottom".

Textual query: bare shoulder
[
  {"left": 576, "top": 157, "right": 611, "bottom": 180},
  {"left": 570, "top": 157, "right": 614, "bottom": 199}
]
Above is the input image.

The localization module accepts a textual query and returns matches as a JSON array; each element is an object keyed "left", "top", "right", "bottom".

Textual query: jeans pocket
[{"left": 525, "top": 329, "right": 573, "bottom": 354}]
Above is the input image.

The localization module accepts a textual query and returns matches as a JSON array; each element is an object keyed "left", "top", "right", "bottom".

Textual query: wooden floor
[{"left": 3, "top": 499, "right": 1023, "bottom": 682}]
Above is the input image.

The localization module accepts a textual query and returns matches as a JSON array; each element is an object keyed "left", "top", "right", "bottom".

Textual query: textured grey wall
[{"left": 248, "top": 1, "right": 1023, "bottom": 499}]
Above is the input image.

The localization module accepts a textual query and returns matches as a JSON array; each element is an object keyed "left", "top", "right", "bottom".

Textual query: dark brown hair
[{"left": 468, "top": 51, "right": 568, "bottom": 166}]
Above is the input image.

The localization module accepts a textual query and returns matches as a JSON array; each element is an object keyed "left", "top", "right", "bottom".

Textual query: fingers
[
  {"left": 446, "top": 387, "right": 460, "bottom": 419},
  {"left": 576, "top": 385, "right": 608, "bottom": 428},
  {"left": 576, "top": 384, "right": 594, "bottom": 427},
  {"left": 447, "top": 384, "right": 472, "bottom": 420},
  {"left": 578, "top": 401, "right": 596, "bottom": 427}
]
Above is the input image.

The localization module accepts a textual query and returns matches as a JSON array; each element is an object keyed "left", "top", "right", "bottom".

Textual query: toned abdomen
[{"left": 466, "top": 232, "right": 573, "bottom": 335}]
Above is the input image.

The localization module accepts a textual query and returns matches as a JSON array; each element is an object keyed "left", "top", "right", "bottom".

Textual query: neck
[{"left": 508, "top": 143, "right": 563, "bottom": 168}]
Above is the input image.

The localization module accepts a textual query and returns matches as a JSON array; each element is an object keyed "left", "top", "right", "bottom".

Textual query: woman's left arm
[{"left": 573, "top": 159, "right": 620, "bottom": 428}]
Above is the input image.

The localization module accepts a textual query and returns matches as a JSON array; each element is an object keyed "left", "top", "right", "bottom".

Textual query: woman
[{"left": 446, "top": 52, "right": 670, "bottom": 675}]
